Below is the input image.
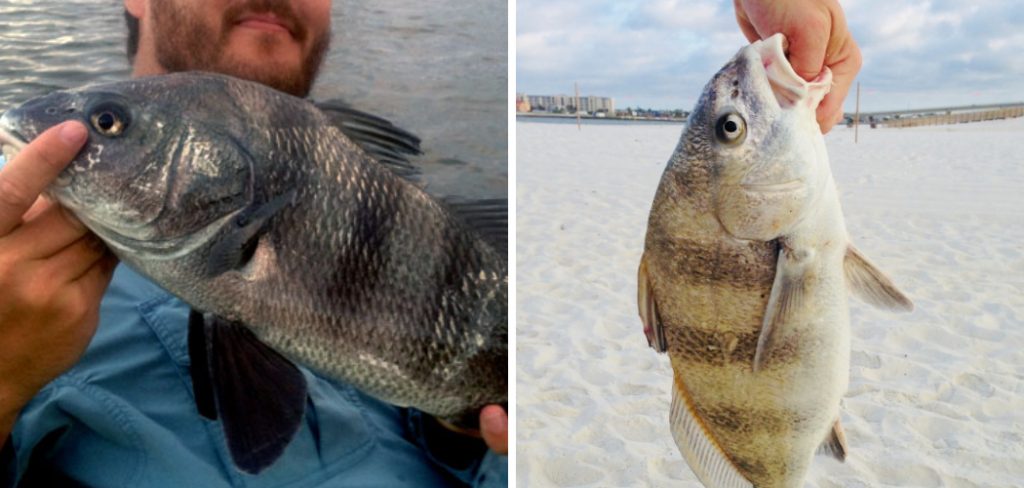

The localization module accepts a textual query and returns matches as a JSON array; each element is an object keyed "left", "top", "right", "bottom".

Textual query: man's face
[{"left": 149, "top": 0, "right": 331, "bottom": 97}]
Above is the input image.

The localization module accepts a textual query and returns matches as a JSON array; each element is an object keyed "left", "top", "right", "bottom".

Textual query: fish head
[
  {"left": 0, "top": 74, "right": 257, "bottom": 260},
  {"left": 683, "top": 33, "right": 833, "bottom": 241}
]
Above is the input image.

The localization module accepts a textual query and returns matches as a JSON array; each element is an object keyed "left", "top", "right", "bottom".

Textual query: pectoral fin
[
  {"left": 188, "top": 310, "right": 308, "bottom": 474},
  {"left": 753, "top": 247, "right": 808, "bottom": 372},
  {"left": 669, "top": 375, "right": 753, "bottom": 488},
  {"left": 844, "top": 245, "right": 913, "bottom": 312},
  {"left": 816, "top": 417, "right": 849, "bottom": 462},
  {"left": 638, "top": 254, "right": 667, "bottom": 353},
  {"left": 206, "top": 190, "right": 296, "bottom": 277}
]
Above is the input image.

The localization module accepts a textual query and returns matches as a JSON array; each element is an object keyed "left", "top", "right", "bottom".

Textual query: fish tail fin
[{"left": 669, "top": 374, "right": 753, "bottom": 488}]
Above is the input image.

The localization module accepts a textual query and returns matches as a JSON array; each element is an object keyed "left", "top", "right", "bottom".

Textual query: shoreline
[{"left": 516, "top": 113, "right": 686, "bottom": 123}]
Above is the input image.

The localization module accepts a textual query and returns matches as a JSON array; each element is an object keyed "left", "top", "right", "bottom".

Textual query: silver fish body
[
  {"left": 638, "top": 35, "right": 911, "bottom": 488},
  {"left": 0, "top": 72, "right": 507, "bottom": 428}
]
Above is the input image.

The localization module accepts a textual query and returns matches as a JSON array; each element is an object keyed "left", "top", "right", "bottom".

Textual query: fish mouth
[
  {"left": 750, "top": 34, "right": 832, "bottom": 109},
  {"left": 740, "top": 179, "right": 804, "bottom": 194},
  {"left": 0, "top": 119, "right": 75, "bottom": 187},
  {"left": 0, "top": 122, "right": 28, "bottom": 164}
]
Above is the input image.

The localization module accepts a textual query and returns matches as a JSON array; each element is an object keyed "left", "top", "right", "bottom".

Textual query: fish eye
[
  {"left": 88, "top": 103, "right": 130, "bottom": 137},
  {"left": 715, "top": 112, "right": 746, "bottom": 145}
]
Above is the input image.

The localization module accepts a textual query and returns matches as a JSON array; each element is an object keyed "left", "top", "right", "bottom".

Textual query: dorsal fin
[
  {"left": 314, "top": 99, "right": 422, "bottom": 179},
  {"left": 444, "top": 197, "right": 507, "bottom": 256},
  {"left": 670, "top": 375, "right": 754, "bottom": 488}
]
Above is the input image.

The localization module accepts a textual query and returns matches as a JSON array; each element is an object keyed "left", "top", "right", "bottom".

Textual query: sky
[{"left": 516, "top": 0, "right": 1024, "bottom": 112}]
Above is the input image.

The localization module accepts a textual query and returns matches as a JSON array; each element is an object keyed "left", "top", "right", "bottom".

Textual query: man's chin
[{"left": 217, "top": 56, "right": 311, "bottom": 97}]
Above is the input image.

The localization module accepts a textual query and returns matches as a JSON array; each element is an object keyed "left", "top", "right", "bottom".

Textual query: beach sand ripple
[{"left": 517, "top": 118, "right": 1024, "bottom": 487}]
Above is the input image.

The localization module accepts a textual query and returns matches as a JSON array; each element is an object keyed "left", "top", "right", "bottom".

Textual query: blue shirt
[{"left": 3, "top": 266, "right": 506, "bottom": 487}]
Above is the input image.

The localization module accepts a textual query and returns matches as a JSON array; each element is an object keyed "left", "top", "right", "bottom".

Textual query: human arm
[
  {"left": 0, "top": 121, "right": 117, "bottom": 443},
  {"left": 734, "top": 0, "right": 863, "bottom": 133}
]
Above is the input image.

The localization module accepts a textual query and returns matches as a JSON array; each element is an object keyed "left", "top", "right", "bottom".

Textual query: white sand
[{"left": 516, "top": 117, "right": 1024, "bottom": 487}]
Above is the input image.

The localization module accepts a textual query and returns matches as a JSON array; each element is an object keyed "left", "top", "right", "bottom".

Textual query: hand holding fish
[
  {"left": 0, "top": 121, "right": 117, "bottom": 436},
  {"left": 734, "top": 0, "right": 863, "bottom": 133}
]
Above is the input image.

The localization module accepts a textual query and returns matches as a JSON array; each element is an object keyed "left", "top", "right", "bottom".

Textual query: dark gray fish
[{"left": 0, "top": 71, "right": 507, "bottom": 474}]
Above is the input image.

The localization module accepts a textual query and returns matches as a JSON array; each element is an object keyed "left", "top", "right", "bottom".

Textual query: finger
[
  {"left": 71, "top": 252, "right": 118, "bottom": 302},
  {"left": 0, "top": 121, "right": 87, "bottom": 235},
  {"left": 733, "top": 0, "right": 759, "bottom": 43},
  {"left": 816, "top": 94, "right": 843, "bottom": 134},
  {"left": 22, "top": 196, "right": 53, "bottom": 222},
  {"left": 42, "top": 234, "right": 109, "bottom": 284},
  {"left": 2, "top": 203, "right": 90, "bottom": 260},
  {"left": 782, "top": 19, "right": 830, "bottom": 81},
  {"left": 479, "top": 405, "right": 508, "bottom": 455},
  {"left": 817, "top": 39, "right": 862, "bottom": 133}
]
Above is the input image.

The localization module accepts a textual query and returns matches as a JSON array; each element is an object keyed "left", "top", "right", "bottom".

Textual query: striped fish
[{"left": 638, "top": 34, "right": 912, "bottom": 488}]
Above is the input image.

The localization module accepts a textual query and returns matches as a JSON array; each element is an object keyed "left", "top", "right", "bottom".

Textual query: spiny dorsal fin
[
  {"left": 314, "top": 99, "right": 422, "bottom": 179},
  {"left": 844, "top": 245, "right": 913, "bottom": 312},
  {"left": 816, "top": 417, "right": 849, "bottom": 462},
  {"left": 638, "top": 254, "right": 667, "bottom": 353},
  {"left": 669, "top": 375, "right": 753, "bottom": 488},
  {"left": 444, "top": 197, "right": 507, "bottom": 256}
]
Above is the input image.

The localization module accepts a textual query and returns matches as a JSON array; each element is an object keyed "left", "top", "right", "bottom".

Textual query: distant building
[
  {"left": 519, "top": 93, "right": 615, "bottom": 114},
  {"left": 515, "top": 93, "right": 531, "bottom": 112}
]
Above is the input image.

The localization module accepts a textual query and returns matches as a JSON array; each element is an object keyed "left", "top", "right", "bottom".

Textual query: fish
[
  {"left": 637, "top": 34, "right": 912, "bottom": 488},
  {"left": 0, "top": 71, "right": 507, "bottom": 474}
]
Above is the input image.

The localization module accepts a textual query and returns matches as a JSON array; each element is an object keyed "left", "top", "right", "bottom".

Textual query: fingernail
[
  {"left": 59, "top": 122, "right": 87, "bottom": 146},
  {"left": 482, "top": 407, "right": 506, "bottom": 434}
]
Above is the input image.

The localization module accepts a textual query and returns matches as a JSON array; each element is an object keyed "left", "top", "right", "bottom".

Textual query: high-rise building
[{"left": 520, "top": 94, "right": 615, "bottom": 113}]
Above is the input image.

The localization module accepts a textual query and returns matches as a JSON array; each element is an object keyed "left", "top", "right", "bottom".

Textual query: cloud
[
  {"left": 517, "top": 0, "right": 1024, "bottom": 110},
  {"left": 517, "top": 0, "right": 746, "bottom": 109}
]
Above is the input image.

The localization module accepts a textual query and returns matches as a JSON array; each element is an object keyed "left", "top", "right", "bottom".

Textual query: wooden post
[
  {"left": 854, "top": 82, "right": 860, "bottom": 143},
  {"left": 575, "top": 82, "right": 581, "bottom": 130}
]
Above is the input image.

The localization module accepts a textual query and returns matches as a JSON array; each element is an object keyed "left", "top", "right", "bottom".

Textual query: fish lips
[
  {"left": 0, "top": 112, "right": 78, "bottom": 188},
  {"left": 0, "top": 114, "right": 28, "bottom": 160},
  {"left": 748, "top": 33, "right": 833, "bottom": 111}
]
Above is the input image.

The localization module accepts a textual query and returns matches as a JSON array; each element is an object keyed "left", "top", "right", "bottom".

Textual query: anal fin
[
  {"left": 816, "top": 417, "right": 849, "bottom": 462},
  {"left": 638, "top": 254, "right": 667, "bottom": 353},
  {"left": 670, "top": 376, "right": 753, "bottom": 488},
  {"left": 188, "top": 310, "right": 308, "bottom": 474}
]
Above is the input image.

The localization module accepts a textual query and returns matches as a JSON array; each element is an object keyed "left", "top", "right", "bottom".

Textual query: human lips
[{"left": 235, "top": 13, "right": 294, "bottom": 36}]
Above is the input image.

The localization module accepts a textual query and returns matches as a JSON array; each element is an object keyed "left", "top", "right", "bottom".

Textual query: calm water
[{"left": 0, "top": 0, "right": 507, "bottom": 198}]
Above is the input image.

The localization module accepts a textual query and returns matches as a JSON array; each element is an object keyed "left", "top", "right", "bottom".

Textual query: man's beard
[{"left": 150, "top": 0, "right": 330, "bottom": 97}]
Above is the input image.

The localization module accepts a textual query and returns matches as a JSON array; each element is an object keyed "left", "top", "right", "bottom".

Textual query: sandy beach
[{"left": 516, "top": 117, "right": 1024, "bottom": 487}]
